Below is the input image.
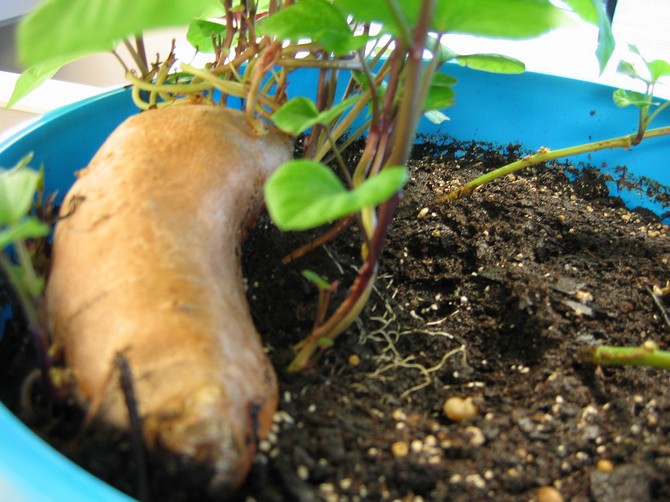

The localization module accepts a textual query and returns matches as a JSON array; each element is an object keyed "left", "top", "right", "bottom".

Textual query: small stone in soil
[
  {"left": 535, "top": 485, "right": 564, "bottom": 502},
  {"left": 443, "top": 396, "right": 479, "bottom": 422},
  {"left": 391, "top": 441, "right": 410, "bottom": 458}
]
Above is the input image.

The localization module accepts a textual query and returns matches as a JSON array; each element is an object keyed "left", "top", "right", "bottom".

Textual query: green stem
[
  {"left": 645, "top": 99, "right": 670, "bottom": 128},
  {"left": 388, "top": 0, "right": 436, "bottom": 167},
  {"left": 584, "top": 342, "right": 670, "bottom": 369},
  {"left": 134, "top": 35, "right": 148, "bottom": 75},
  {"left": 633, "top": 84, "right": 651, "bottom": 144},
  {"left": 123, "top": 38, "right": 149, "bottom": 78},
  {"left": 313, "top": 89, "right": 373, "bottom": 161},
  {"left": 14, "top": 240, "right": 41, "bottom": 298},
  {"left": 111, "top": 49, "right": 131, "bottom": 74},
  {"left": 321, "top": 118, "right": 372, "bottom": 166},
  {"left": 326, "top": 131, "right": 354, "bottom": 188},
  {"left": 441, "top": 125, "right": 670, "bottom": 201},
  {"left": 314, "top": 57, "right": 394, "bottom": 163},
  {"left": 288, "top": 192, "right": 402, "bottom": 372},
  {"left": 290, "top": 0, "right": 438, "bottom": 371},
  {"left": 288, "top": 270, "right": 376, "bottom": 372},
  {"left": 385, "top": 0, "right": 413, "bottom": 47},
  {"left": 179, "top": 64, "right": 282, "bottom": 114},
  {"left": 304, "top": 63, "right": 337, "bottom": 159},
  {"left": 0, "top": 252, "right": 57, "bottom": 399},
  {"left": 356, "top": 48, "right": 381, "bottom": 127},
  {"left": 0, "top": 253, "right": 39, "bottom": 330},
  {"left": 245, "top": 43, "right": 280, "bottom": 134},
  {"left": 127, "top": 69, "right": 213, "bottom": 94},
  {"left": 277, "top": 57, "right": 364, "bottom": 70}
]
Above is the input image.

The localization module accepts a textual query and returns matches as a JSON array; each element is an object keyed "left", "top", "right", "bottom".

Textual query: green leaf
[
  {"left": 336, "top": 0, "right": 606, "bottom": 62},
  {"left": 562, "top": 0, "right": 615, "bottom": 73},
  {"left": 454, "top": 54, "right": 525, "bottom": 74},
  {"left": 0, "top": 218, "right": 50, "bottom": 251},
  {"left": 197, "top": 3, "right": 227, "bottom": 18},
  {"left": 424, "top": 110, "right": 450, "bottom": 124},
  {"left": 562, "top": 0, "right": 599, "bottom": 24},
  {"left": 617, "top": 60, "right": 640, "bottom": 80},
  {"left": 256, "top": 0, "right": 272, "bottom": 12},
  {"left": 595, "top": 24, "right": 615, "bottom": 74},
  {"left": 272, "top": 95, "right": 360, "bottom": 136},
  {"left": 647, "top": 59, "right": 670, "bottom": 83},
  {"left": 352, "top": 70, "right": 387, "bottom": 97},
  {"left": 265, "top": 160, "right": 407, "bottom": 231},
  {"left": 0, "top": 164, "right": 42, "bottom": 225},
  {"left": 317, "top": 337, "right": 335, "bottom": 348},
  {"left": 424, "top": 73, "right": 457, "bottom": 112},
  {"left": 618, "top": 47, "right": 670, "bottom": 84},
  {"left": 428, "top": 35, "right": 457, "bottom": 65},
  {"left": 8, "top": 64, "right": 58, "bottom": 109},
  {"left": 18, "top": 0, "right": 219, "bottom": 68},
  {"left": 333, "top": 0, "right": 417, "bottom": 36},
  {"left": 7, "top": 53, "right": 99, "bottom": 108},
  {"left": 258, "top": 0, "right": 365, "bottom": 55},
  {"left": 272, "top": 98, "right": 320, "bottom": 135},
  {"left": 302, "top": 270, "right": 332, "bottom": 290},
  {"left": 316, "top": 95, "right": 364, "bottom": 126},
  {"left": 433, "top": 0, "right": 573, "bottom": 39},
  {"left": 186, "top": 19, "right": 227, "bottom": 54},
  {"left": 613, "top": 89, "right": 651, "bottom": 108}
]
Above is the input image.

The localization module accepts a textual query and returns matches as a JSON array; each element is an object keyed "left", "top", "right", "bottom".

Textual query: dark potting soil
[{"left": 1, "top": 138, "right": 669, "bottom": 501}]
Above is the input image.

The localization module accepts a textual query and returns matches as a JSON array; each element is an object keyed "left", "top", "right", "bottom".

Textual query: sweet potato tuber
[{"left": 45, "top": 104, "right": 292, "bottom": 492}]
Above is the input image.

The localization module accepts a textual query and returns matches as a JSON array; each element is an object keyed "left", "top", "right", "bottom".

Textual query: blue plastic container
[{"left": 0, "top": 67, "right": 668, "bottom": 501}]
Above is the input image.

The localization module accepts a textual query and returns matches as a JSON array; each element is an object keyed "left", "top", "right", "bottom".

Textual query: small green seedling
[
  {"left": 614, "top": 44, "right": 670, "bottom": 144},
  {"left": 441, "top": 45, "right": 670, "bottom": 202},
  {"left": 302, "top": 269, "right": 339, "bottom": 334},
  {"left": 0, "top": 155, "right": 49, "bottom": 301},
  {"left": 0, "top": 155, "right": 56, "bottom": 395}
]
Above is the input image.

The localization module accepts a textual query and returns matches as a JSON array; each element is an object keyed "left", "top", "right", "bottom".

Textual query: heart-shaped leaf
[
  {"left": 648, "top": 59, "right": 670, "bottom": 83},
  {"left": 265, "top": 160, "right": 407, "bottom": 231},
  {"left": 186, "top": 19, "right": 228, "bottom": 54},
  {"left": 424, "top": 73, "right": 457, "bottom": 112},
  {"left": 613, "top": 89, "right": 652, "bottom": 108},
  {"left": 617, "top": 60, "right": 640, "bottom": 80},
  {"left": 0, "top": 164, "right": 42, "bottom": 226},
  {"left": 8, "top": 54, "right": 97, "bottom": 108},
  {"left": 562, "top": 0, "right": 615, "bottom": 73},
  {"left": 272, "top": 95, "right": 360, "bottom": 135},
  {"left": 18, "top": 0, "right": 219, "bottom": 67},
  {"left": 258, "top": 0, "right": 366, "bottom": 55},
  {"left": 454, "top": 54, "right": 525, "bottom": 74},
  {"left": 0, "top": 218, "right": 50, "bottom": 251},
  {"left": 433, "top": 0, "right": 573, "bottom": 38}
]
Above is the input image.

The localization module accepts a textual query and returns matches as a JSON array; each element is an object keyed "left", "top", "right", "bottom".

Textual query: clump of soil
[{"left": 2, "top": 138, "right": 669, "bottom": 501}]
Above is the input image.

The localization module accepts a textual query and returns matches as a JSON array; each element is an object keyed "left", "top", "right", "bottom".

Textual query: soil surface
[{"left": 2, "top": 138, "right": 670, "bottom": 501}]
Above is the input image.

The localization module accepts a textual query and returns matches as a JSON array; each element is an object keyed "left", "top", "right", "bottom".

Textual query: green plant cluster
[
  {"left": 0, "top": 156, "right": 53, "bottom": 387},
  {"left": 0, "top": 155, "right": 49, "bottom": 301},
  {"left": 8, "top": 0, "right": 669, "bottom": 371}
]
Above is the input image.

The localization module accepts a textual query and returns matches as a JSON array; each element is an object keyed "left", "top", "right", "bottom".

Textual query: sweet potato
[{"left": 45, "top": 104, "right": 292, "bottom": 492}]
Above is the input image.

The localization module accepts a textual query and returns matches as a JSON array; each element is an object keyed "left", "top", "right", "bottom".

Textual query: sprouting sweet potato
[{"left": 45, "top": 104, "right": 292, "bottom": 492}]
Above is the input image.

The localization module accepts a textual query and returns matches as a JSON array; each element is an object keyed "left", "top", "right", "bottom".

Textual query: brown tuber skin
[{"left": 45, "top": 104, "right": 292, "bottom": 493}]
